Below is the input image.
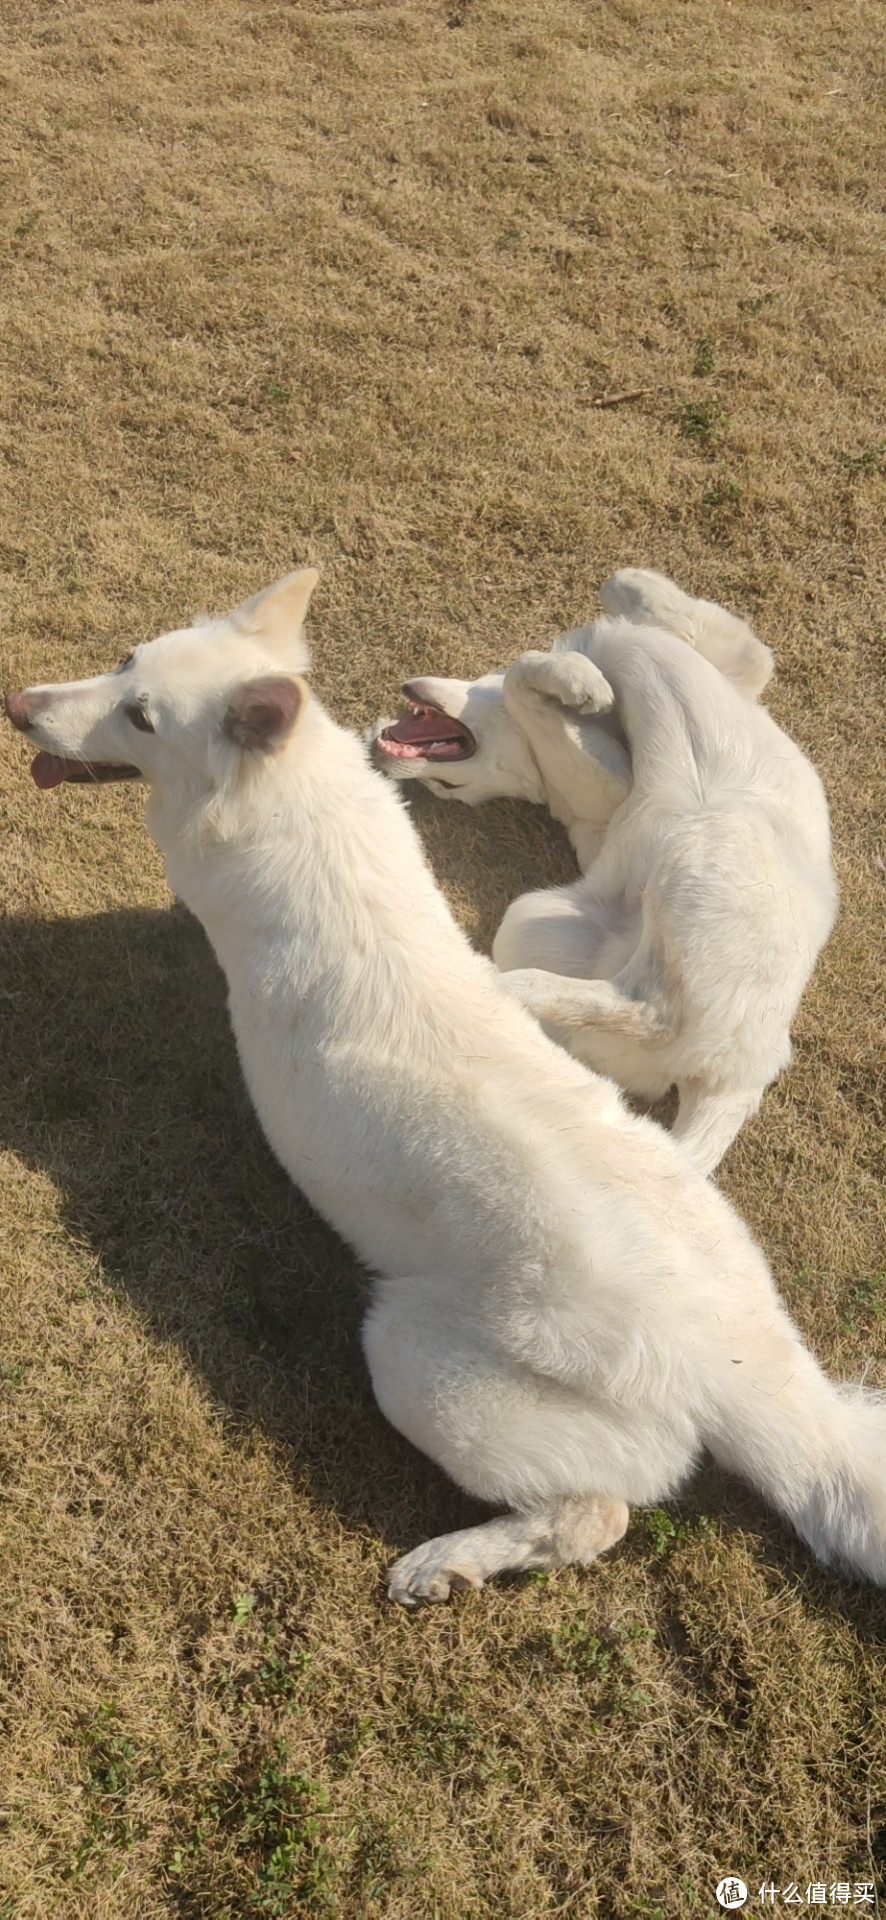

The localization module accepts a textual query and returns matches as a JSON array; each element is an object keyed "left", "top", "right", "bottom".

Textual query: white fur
[
  {"left": 9, "top": 574, "right": 878, "bottom": 1603},
  {"left": 374, "top": 570, "right": 836, "bottom": 1174}
]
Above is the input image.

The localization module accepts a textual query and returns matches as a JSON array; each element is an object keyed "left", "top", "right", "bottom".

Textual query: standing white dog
[
  {"left": 373, "top": 571, "right": 837, "bottom": 1173},
  {"left": 6, "top": 573, "right": 880, "bottom": 1602}
]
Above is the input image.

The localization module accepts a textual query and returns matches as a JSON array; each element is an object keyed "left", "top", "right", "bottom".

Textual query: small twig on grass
[{"left": 590, "top": 387, "right": 655, "bottom": 409}]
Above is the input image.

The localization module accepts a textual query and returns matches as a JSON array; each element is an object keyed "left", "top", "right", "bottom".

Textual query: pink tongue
[
  {"left": 31, "top": 753, "right": 75, "bottom": 790},
  {"left": 383, "top": 712, "right": 462, "bottom": 747}
]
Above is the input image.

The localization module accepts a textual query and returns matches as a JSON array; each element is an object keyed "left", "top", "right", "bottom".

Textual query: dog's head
[
  {"left": 370, "top": 671, "right": 546, "bottom": 806},
  {"left": 4, "top": 570, "right": 319, "bottom": 821}
]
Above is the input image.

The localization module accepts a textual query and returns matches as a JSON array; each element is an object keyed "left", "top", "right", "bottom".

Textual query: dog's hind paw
[
  {"left": 387, "top": 1499, "right": 628, "bottom": 1605},
  {"left": 388, "top": 1542, "right": 484, "bottom": 1607}
]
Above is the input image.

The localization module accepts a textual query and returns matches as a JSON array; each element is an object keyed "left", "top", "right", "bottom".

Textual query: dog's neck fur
[{"left": 151, "top": 692, "right": 476, "bottom": 1017}]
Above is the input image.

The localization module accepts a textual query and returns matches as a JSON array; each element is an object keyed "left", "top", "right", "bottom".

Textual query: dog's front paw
[
  {"left": 387, "top": 1541, "right": 484, "bottom": 1607},
  {"left": 505, "top": 650, "right": 614, "bottom": 715}
]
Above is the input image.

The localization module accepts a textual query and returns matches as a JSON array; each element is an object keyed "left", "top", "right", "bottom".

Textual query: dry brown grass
[{"left": 1, "top": 1, "right": 885, "bottom": 1914}]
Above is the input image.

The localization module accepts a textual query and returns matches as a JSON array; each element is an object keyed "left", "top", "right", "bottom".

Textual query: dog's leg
[
  {"left": 505, "top": 648, "right": 616, "bottom": 716},
  {"left": 599, "top": 568, "right": 774, "bottom": 700},
  {"left": 499, "top": 966, "right": 668, "bottom": 1042},
  {"left": 363, "top": 1302, "right": 651, "bottom": 1608},
  {"left": 388, "top": 1494, "right": 629, "bottom": 1606},
  {"left": 502, "top": 651, "right": 630, "bottom": 844},
  {"left": 671, "top": 1079, "right": 765, "bottom": 1175},
  {"left": 493, "top": 879, "right": 632, "bottom": 981}
]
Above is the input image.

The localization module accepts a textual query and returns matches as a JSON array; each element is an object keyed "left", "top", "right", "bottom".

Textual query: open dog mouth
[
  {"left": 30, "top": 753, "right": 143, "bottom": 790},
  {"left": 374, "top": 696, "right": 476, "bottom": 764}
]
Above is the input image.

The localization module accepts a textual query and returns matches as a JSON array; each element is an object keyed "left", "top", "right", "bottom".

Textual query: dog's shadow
[
  {"left": 0, "top": 797, "right": 576, "bottom": 1558},
  {"left": 401, "top": 784, "right": 577, "bottom": 952}
]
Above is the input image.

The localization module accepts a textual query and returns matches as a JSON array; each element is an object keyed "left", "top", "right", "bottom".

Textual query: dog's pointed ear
[
  {"left": 230, "top": 569, "right": 319, "bottom": 658},
  {"left": 223, "top": 675, "right": 307, "bottom": 751}
]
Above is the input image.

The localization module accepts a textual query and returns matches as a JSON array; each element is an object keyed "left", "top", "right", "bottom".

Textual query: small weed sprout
[
  {"left": 168, "top": 1739, "right": 334, "bottom": 1916},
  {"left": 675, "top": 395, "right": 729, "bottom": 446},
  {"left": 231, "top": 1592, "right": 258, "bottom": 1628},
  {"left": 73, "top": 1702, "right": 142, "bottom": 1873},
  {"left": 837, "top": 442, "right": 886, "bottom": 477},
  {"left": 702, "top": 475, "right": 741, "bottom": 510}
]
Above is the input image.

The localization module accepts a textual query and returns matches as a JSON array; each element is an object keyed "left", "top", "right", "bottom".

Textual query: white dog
[
  {"left": 372, "top": 571, "right": 837, "bottom": 1173},
  {"left": 6, "top": 573, "right": 880, "bottom": 1603}
]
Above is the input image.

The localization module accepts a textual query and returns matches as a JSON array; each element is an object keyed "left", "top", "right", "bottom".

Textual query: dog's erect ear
[
  {"left": 223, "top": 675, "right": 307, "bottom": 751},
  {"left": 230, "top": 569, "right": 319, "bottom": 655}
]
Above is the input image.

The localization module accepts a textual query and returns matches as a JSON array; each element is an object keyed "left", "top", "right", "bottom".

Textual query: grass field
[{"left": 1, "top": 1, "right": 885, "bottom": 1914}]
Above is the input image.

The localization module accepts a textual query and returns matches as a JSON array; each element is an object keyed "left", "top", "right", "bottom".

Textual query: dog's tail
[
  {"left": 599, "top": 568, "right": 774, "bottom": 701},
  {"left": 702, "top": 1327, "right": 886, "bottom": 1585}
]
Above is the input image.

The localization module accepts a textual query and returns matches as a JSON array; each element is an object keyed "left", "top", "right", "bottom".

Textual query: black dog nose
[{"left": 4, "top": 689, "right": 34, "bottom": 732}]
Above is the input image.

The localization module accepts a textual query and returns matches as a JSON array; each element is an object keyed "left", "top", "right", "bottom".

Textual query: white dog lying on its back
[
  {"left": 6, "top": 572, "right": 883, "bottom": 1604},
  {"left": 373, "top": 570, "right": 837, "bottom": 1174}
]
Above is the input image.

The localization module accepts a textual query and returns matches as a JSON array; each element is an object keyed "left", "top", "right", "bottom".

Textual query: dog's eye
[
  {"left": 433, "top": 778, "right": 460, "bottom": 792},
  {"left": 125, "top": 702, "right": 155, "bottom": 733},
  {"left": 115, "top": 653, "right": 134, "bottom": 673}
]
